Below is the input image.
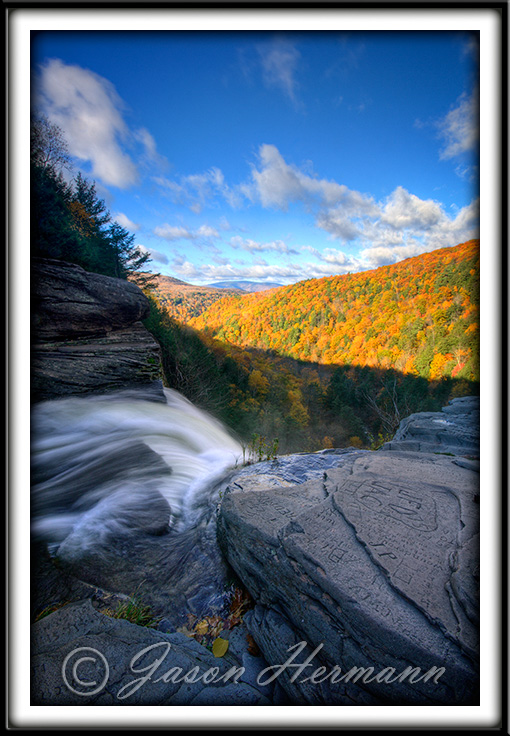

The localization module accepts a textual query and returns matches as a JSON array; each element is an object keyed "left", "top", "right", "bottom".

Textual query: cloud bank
[
  {"left": 35, "top": 59, "right": 166, "bottom": 189},
  {"left": 246, "top": 145, "right": 479, "bottom": 266},
  {"left": 153, "top": 143, "right": 479, "bottom": 283}
]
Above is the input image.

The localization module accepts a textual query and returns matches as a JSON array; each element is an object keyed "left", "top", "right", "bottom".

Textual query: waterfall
[{"left": 31, "top": 388, "right": 243, "bottom": 551}]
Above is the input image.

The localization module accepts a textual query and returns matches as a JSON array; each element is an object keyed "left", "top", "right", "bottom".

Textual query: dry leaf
[
  {"left": 194, "top": 619, "right": 209, "bottom": 635},
  {"left": 212, "top": 637, "right": 229, "bottom": 658}
]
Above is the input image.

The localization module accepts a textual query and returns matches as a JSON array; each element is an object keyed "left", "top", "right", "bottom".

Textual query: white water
[{"left": 31, "top": 388, "right": 243, "bottom": 548}]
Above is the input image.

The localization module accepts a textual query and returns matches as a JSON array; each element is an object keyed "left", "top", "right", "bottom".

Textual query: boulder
[
  {"left": 381, "top": 396, "right": 479, "bottom": 458},
  {"left": 218, "top": 449, "right": 479, "bottom": 705}
]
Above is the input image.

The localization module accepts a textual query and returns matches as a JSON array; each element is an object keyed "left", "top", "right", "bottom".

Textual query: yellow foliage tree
[{"left": 248, "top": 369, "right": 270, "bottom": 398}]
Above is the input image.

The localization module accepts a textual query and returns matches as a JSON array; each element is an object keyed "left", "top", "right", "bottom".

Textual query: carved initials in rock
[{"left": 340, "top": 479, "right": 437, "bottom": 532}]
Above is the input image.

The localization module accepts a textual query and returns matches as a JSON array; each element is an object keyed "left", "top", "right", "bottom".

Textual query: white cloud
[
  {"left": 154, "top": 225, "right": 192, "bottom": 241},
  {"left": 114, "top": 212, "right": 140, "bottom": 232},
  {"left": 154, "top": 167, "right": 242, "bottom": 212},
  {"left": 421, "top": 198, "right": 480, "bottom": 251},
  {"left": 155, "top": 143, "right": 479, "bottom": 277},
  {"left": 258, "top": 38, "right": 301, "bottom": 104},
  {"left": 35, "top": 59, "right": 167, "bottom": 189},
  {"left": 360, "top": 243, "right": 426, "bottom": 268},
  {"left": 197, "top": 225, "right": 220, "bottom": 239},
  {"left": 249, "top": 145, "right": 378, "bottom": 230},
  {"left": 359, "top": 197, "right": 479, "bottom": 267},
  {"left": 317, "top": 248, "right": 350, "bottom": 266},
  {"left": 135, "top": 127, "right": 168, "bottom": 170},
  {"left": 136, "top": 244, "right": 168, "bottom": 265},
  {"left": 154, "top": 223, "right": 221, "bottom": 241},
  {"left": 230, "top": 236, "right": 298, "bottom": 255},
  {"left": 136, "top": 128, "right": 157, "bottom": 158},
  {"left": 248, "top": 145, "right": 479, "bottom": 261},
  {"left": 380, "top": 186, "right": 443, "bottom": 230},
  {"left": 153, "top": 176, "right": 184, "bottom": 199},
  {"left": 315, "top": 210, "right": 360, "bottom": 241},
  {"left": 437, "top": 88, "right": 479, "bottom": 160},
  {"left": 166, "top": 256, "right": 365, "bottom": 285},
  {"left": 462, "top": 35, "right": 480, "bottom": 63},
  {"left": 250, "top": 146, "right": 303, "bottom": 209},
  {"left": 163, "top": 191, "right": 478, "bottom": 280},
  {"left": 219, "top": 217, "right": 233, "bottom": 231},
  {"left": 36, "top": 59, "right": 139, "bottom": 188},
  {"left": 301, "top": 245, "right": 361, "bottom": 270}
]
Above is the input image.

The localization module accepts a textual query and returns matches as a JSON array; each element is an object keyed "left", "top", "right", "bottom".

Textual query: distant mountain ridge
[
  {"left": 150, "top": 274, "right": 241, "bottom": 322},
  {"left": 155, "top": 275, "right": 191, "bottom": 287},
  {"left": 206, "top": 280, "right": 283, "bottom": 292}
]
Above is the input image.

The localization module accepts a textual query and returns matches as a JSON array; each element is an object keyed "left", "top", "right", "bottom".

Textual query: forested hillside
[
  {"left": 150, "top": 275, "right": 240, "bottom": 322},
  {"left": 190, "top": 241, "right": 479, "bottom": 383}
]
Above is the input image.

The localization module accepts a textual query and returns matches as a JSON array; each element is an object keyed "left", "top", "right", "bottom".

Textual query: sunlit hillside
[
  {"left": 150, "top": 275, "right": 241, "bottom": 322},
  {"left": 189, "top": 241, "right": 479, "bottom": 382}
]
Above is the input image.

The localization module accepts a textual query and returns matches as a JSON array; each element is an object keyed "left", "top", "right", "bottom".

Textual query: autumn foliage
[
  {"left": 145, "top": 241, "right": 479, "bottom": 453},
  {"left": 150, "top": 275, "right": 240, "bottom": 322},
  {"left": 189, "top": 241, "right": 479, "bottom": 382}
]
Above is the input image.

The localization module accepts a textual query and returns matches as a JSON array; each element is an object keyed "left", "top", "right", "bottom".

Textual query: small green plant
[
  {"left": 34, "top": 601, "right": 70, "bottom": 622},
  {"left": 247, "top": 433, "right": 279, "bottom": 463},
  {"left": 104, "top": 596, "right": 161, "bottom": 628},
  {"left": 369, "top": 431, "right": 393, "bottom": 451}
]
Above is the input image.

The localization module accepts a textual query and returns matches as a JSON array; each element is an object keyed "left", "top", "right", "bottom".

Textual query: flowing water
[
  {"left": 31, "top": 387, "right": 243, "bottom": 551},
  {"left": 30, "top": 385, "right": 362, "bottom": 624}
]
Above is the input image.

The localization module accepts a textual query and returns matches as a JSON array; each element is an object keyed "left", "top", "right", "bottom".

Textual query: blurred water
[{"left": 31, "top": 388, "right": 243, "bottom": 549}]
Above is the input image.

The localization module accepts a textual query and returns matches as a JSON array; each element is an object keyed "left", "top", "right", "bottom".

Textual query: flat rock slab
[
  {"left": 218, "top": 451, "right": 479, "bottom": 705},
  {"left": 225, "top": 448, "right": 366, "bottom": 493},
  {"left": 31, "top": 600, "right": 272, "bottom": 705}
]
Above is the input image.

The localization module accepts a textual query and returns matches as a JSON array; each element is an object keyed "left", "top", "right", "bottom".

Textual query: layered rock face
[
  {"left": 31, "top": 258, "right": 162, "bottom": 401},
  {"left": 218, "top": 400, "right": 480, "bottom": 705}
]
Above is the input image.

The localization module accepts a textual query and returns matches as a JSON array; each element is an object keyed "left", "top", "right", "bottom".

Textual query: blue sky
[{"left": 31, "top": 30, "right": 480, "bottom": 285}]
